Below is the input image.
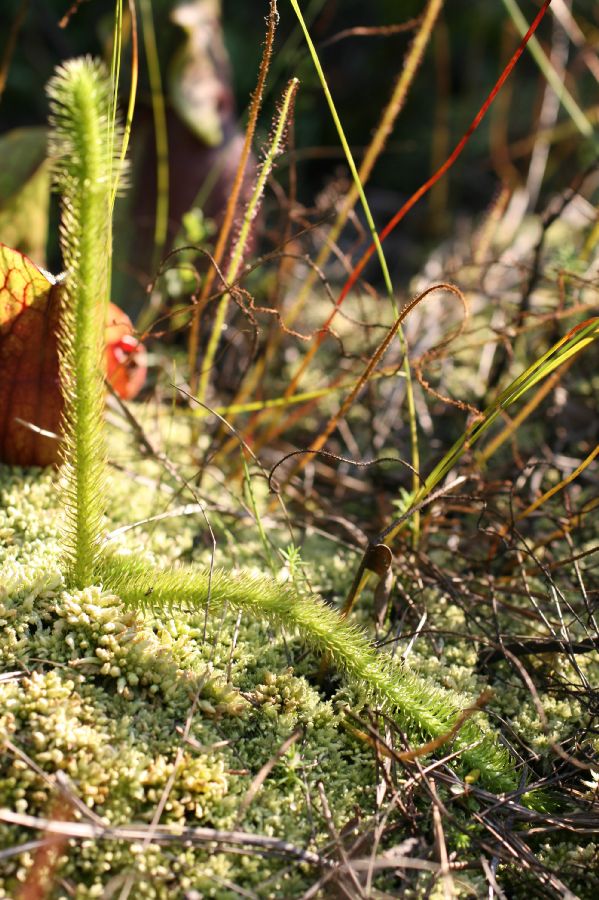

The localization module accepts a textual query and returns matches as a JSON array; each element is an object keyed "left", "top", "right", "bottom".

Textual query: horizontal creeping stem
[{"left": 98, "top": 554, "right": 517, "bottom": 794}]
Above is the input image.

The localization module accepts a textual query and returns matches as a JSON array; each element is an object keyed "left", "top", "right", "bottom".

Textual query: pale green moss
[
  {"left": 0, "top": 465, "right": 382, "bottom": 896},
  {"left": 1, "top": 455, "right": 597, "bottom": 897}
]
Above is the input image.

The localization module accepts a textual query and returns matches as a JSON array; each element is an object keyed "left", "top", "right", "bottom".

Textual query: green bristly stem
[
  {"left": 98, "top": 553, "right": 518, "bottom": 794},
  {"left": 187, "top": 0, "right": 278, "bottom": 398},
  {"left": 48, "top": 58, "right": 122, "bottom": 588}
]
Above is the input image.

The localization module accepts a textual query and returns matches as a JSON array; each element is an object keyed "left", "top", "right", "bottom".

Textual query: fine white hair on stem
[{"left": 47, "top": 57, "right": 125, "bottom": 588}]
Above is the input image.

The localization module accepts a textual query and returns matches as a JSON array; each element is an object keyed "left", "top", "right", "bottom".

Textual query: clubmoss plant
[
  {"left": 45, "top": 56, "right": 519, "bottom": 794},
  {"left": 47, "top": 57, "right": 121, "bottom": 589},
  {"left": 98, "top": 553, "right": 516, "bottom": 793}
]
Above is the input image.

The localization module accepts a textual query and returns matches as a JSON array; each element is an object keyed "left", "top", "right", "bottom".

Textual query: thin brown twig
[
  {"left": 430, "top": 780, "right": 456, "bottom": 900},
  {"left": 0, "top": 0, "right": 29, "bottom": 98},
  {"left": 58, "top": 0, "right": 88, "bottom": 28},
  {"left": 187, "top": 0, "right": 279, "bottom": 393},
  {"left": 345, "top": 690, "right": 494, "bottom": 764},
  {"left": 316, "top": 781, "right": 366, "bottom": 899},
  {"left": 319, "top": 19, "right": 422, "bottom": 49},
  {"left": 235, "top": 728, "right": 303, "bottom": 823},
  {"left": 0, "top": 809, "right": 326, "bottom": 868}
]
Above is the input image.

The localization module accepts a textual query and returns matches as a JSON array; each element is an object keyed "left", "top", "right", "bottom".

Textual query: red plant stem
[
  {"left": 268, "top": 0, "right": 553, "bottom": 488},
  {"left": 321, "top": 0, "right": 553, "bottom": 337}
]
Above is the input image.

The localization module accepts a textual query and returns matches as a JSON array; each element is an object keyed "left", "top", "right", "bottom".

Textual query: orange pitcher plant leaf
[
  {"left": 105, "top": 302, "right": 148, "bottom": 401},
  {"left": 0, "top": 243, "right": 62, "bottom": 466},
  {"left": 0, "top": 243, "right": 146, "bottom": 467}
]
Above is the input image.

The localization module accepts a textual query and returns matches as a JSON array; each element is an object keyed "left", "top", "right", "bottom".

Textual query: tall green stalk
[
  {"left": 287, "top": 0, "right": 422, "bottom": 541},
  {"left": 48, "top": 58, "right": 122, "bottom": 588}
]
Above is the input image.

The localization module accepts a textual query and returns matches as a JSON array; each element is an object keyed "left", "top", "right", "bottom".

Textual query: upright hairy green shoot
[{"left": 47, "top": 58, "right": 123, "bottom": 589}]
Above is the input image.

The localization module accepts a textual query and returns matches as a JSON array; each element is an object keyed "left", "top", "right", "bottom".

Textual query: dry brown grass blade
[
  {"left": 345, "top": 690, "right": 494, "bottom": 765},
  {"left": 187, "top": 0, "right": 279, "bottom": 394},
  {"left": 431, "top": 785, "right": 456, "bottom": 900},
  {"left": 16, "top": 799, "right": 72, "bottom": 900},
  {"left": 319, "top": 19, "right": 422, "bottom": 49},
  {"left": 235, "top": 728, "right": 303, "bottom": 823},
  {"left": 273, "top": 283, "right": 463, "bottom": 494}
]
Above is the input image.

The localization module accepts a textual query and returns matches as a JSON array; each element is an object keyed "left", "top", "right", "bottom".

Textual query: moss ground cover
[
  {"left": 0, "top": 463, "right": 377, "bottom": 897},
  {"left": 1, "top": 438, "right": 597, "bottom": 897}
]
